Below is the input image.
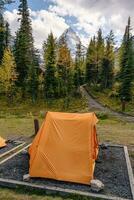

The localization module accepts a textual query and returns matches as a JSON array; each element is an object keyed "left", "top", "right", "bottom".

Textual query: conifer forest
[{"left": 0, "top": 0, "right": 134, "bottom": 111}]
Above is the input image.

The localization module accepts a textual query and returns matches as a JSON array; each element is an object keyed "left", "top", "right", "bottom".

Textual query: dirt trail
[{"left": 80, "top": 86, "right": 134, "bottom": 123}]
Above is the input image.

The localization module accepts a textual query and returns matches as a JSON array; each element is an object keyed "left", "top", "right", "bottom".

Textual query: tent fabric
[
  {"left": 29, "top": 111, "right": 99, "bottom": 185},
  {"left": 0, "top": 136, "right": 6, "bottom": 148}
]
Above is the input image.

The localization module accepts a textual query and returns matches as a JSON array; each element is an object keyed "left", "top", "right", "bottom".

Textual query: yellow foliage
[
  {"left": 57, "top": 44, "right": 72, "bottom": 69},
  {"left": 0, "top": 48, "right": 17, "bottom": 94}
]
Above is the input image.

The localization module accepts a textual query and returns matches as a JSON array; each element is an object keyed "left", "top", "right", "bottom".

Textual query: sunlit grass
[{"left": 97, "top": 119, "right": 134, "bottom": 145}]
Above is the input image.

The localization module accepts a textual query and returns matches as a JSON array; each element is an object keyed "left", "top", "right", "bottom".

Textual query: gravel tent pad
[
  {"left": 0, "top": 146, "right": 133, "bottom": 200},
  {"left": 0, "top": 140, "right": 25, "bottom": 158}
]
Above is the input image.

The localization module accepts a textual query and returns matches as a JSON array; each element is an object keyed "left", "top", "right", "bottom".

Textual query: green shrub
[
  {"left": 108, "top": 90, "right": 119, "bottom": 98},
  {"left": 95, "top": 111, "right": 109, "bottom": 120}
]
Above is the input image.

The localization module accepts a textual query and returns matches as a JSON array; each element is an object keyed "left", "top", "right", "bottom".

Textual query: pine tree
[
  {"left": 85, "top": 36, "right": 97, "bottom": 85},
  {"left": 101, "top": 30, "right": 115, "bottom": 89},
  {"left": 0, "top": 2, "right": 12, "bottom": 64},
  {"left": 57, "top": 36, "right": 73, "bottom": 97},
  {"left": 43, "top": 32, "right": 57, "bottom": 98},
  {"left": 5, "top": 22, "right": 10, "bottom": 48},
  {"left": 0, "top": 14, "right": 5, "bottom": 64},
  {"left": 28, "top": 49, "right": 39, "bottom": 102},
  {"left": 74, "top": 41, "right": 84, "bottom": 89},
  {"left": 119, "top": 17, "right": 133, "bottom": 102},
  {"left": 14, "top": 0, "right": 38, "bottom": 100},
  {"left": 96, "top": 28, "right": 105, "bottom": 82},
  {"left": 0, "top": 48, "right": 17, "bottom": 100}
]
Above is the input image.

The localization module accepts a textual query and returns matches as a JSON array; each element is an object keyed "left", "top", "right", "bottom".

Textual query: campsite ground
[{"left": 0, "top": 96, "right": 134, "bottom": 200}]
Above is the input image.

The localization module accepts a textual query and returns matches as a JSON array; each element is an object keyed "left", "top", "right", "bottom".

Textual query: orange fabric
[
  {"left": 0, "top": 136, "right": 6, "bottom": 148},
  {"left": 29, "top": 112, "right": 98, "bottom": 185}
]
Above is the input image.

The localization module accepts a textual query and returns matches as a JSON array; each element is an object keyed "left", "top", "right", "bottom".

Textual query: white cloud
[
  {"left": 49, "top": 0, "right": 134, "bottom": 43},
  {"left": 4, "top": 9, "right": 69, "bottom": 49},
  {"left": 4, "top": 9, "right": 19, "bottom": 34},
  {"left": 4, "top": 0, "right": 134, "bottom": 51},
  {"left": 30, "top": 9, "right": 68, "bottom": 49},
  {"left": 78, "top": 33, "right": 89, "bottom": 47}
]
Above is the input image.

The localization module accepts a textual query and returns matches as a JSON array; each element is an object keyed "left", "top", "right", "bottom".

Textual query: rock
[
  {"left": 21, "top": 149, "right": 28, "bottom": 155},
  {"left": 95, "top": 159, "right": 102, "bottom": 163},
  {"left": 101, "top": 143, "right": 108, "bottom": 149},
  {"left": 13, "top": 140, "right": 23, "bottom": 145},
  {"left": 91, "top": 179, "right": 104, "bottom": 192},
  {"left": 23, "top": 174, "right": 30, "bottom": 181}
]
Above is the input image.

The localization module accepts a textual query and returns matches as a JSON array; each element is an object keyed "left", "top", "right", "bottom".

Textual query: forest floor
[{"left": 0, "top": 95, "right": 134, "bottom": 199}]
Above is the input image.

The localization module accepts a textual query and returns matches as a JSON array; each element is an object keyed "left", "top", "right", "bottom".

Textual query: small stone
[
  {"left": 23, "top": 174, "right": 30, "bottom": 181},
  {"left": 21, "top": 149, "right": 28, "bottom": 155},
  {"left": 95, "top": 159, "right": 102, "bottom": 163},
  {"left": 91, "top": 179, "right": 104, "bottom": 192},
  {"left": 14, "top": 140, "right": 23, "bottom": 145},
  {"left": 101, "top": 143, "right": 108, "bottom": 149}
]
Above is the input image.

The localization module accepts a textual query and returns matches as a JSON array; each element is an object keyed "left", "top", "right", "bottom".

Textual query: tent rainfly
[
  {"left": 0, "top": 136, "right": 6, "bottom": 148},
  {"left": 29, "top": 112, "right": 99, "bottom": 185}
]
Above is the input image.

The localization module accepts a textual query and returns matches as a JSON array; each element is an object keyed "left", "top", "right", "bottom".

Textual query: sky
[{"left": 4, "top": 0, "right": 134, "bottom": 50}]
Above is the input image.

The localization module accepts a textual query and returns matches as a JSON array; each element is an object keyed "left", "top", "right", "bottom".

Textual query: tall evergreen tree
[
  {"left": 57, "top": 36, "right": 73, "bottom": 97},
  {"left": 28, "top": 49, "right": 39, "bottom": 102},
  {"left": 100, "top": 30, "right": 115, "bottom": 89},
  {"left": 74, "top": 41, "right": 84, "bottom": 89},
  {"left": 96, "top": 28, "right": 105, "bottom": 82},
  {"left": 119, "top": 17, "right": 133, "bottom": 101},
  {"left": 14, "top": 0, "right": 38, "bottom": 100},
  {"left": 0, "top": 0, "right": 12, "bottom": 64},
  {"left": 5, "top": 22, "right": 10, "bottom": 48},
  {"left": 86, "top": 36, "right": 97, "bottom": 85},
  {"left": 0, "top": 14, "right": 5, "bottom": 64},
  {"left": 43, "top": 32, "right": 57, "bottom": 98}
]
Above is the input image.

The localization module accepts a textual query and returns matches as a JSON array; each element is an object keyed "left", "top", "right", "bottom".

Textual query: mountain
[{"left": 59, "top": 27, "right": 87, "bottom": 57}]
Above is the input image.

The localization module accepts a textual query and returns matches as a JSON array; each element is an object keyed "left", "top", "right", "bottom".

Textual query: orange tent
[
  {"left": 29, "top": 112, "right": 98, "bottom": 185},
  {"left": 0, "top": 136, "right": 6, "bottom": 148}
]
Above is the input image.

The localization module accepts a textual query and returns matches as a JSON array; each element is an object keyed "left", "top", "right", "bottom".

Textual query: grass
[
  {"left": 97, "top": 118, "right": 134, "bottom": 145},
  {"left": 0, "top": 188, "right": 95, "bottom": 200},
  {"left": 0, "top": 96, "right": 134, "bottom": 199},
  {"left": 0, "top": 96, "right": 88, "bottom": 139},
  {"left": 0, "top": 96, "right": 88, "bottom": 117}
]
